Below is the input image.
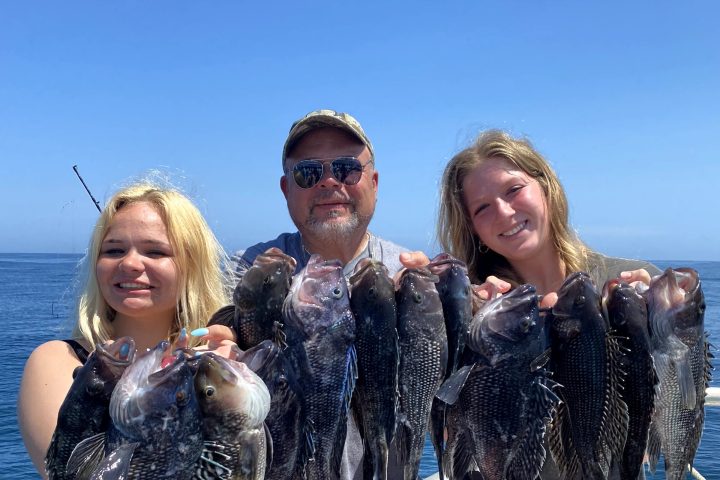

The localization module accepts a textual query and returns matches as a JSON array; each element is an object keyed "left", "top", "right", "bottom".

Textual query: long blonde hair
[
  {"left": 438, "top": 129, "right": 590, "bottom": 286},
  {"left": 72, "top": 182, "right": 229, "bottom": 348}
]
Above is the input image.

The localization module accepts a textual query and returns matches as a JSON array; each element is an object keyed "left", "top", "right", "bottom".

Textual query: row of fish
[
  {"left": 218, "top": 248, "right": 711, "bottom": 480},
  {"left": 438, "top": 267, "right": 711, "bottom": 480},
  {"left": 48, "top": 244, "right": 712, "bottom": 480},
  {"left": 46, "top": 338, "right": 273, "bottom": 479}
]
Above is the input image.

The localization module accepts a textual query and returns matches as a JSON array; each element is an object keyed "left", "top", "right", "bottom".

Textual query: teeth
[
  {"left": 119, "top": 283, "right": 150, "bottom": 289},
  {"left": 502, "top": 222, "right": 525, "bottom": 236}
]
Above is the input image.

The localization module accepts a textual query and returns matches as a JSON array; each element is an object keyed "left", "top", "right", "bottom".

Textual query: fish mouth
[
  {"left": 349, "top": 258, "right": 387, "bottom": 285},
  {"left": 428, "top": 253, "right": 467, "bottom": 276},
  {"left": 499, "top": 220, "right": 528, "bottom": 237},
  {"left": 97, "top": 336, "right": 136, "bottom": 366},
  {"left": 649, "top": 267, "right": 701, "bottom": 313},
  {"left": 201, "top": 352, "right": 261, "bottom": 386},
  {"left": 235, "top": 340, "right": 279, "bottom": 373}
]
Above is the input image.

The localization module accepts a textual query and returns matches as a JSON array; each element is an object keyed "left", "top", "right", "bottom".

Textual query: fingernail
[
  {"left": 190, "top": 328, "right": 209, "bottom": 337},
  {"left": 179, "top": 328, "right": 187, "bottom": 340},
  {"left": 120, "top": 343, "right": 130, "bottom": 357},
  {"left": 194, "top": 350, "right": 203, "bottom": 357}
]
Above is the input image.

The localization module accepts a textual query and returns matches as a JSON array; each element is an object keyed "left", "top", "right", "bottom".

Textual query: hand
[
  {"left": 190, "top": 325, "right": 239, "bottom": 359},
  {"left": 619, "top": 268, "right": 652, "bottom": 289}
]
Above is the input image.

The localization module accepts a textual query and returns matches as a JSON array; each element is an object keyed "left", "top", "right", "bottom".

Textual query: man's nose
[{"left": 316, "top": 162, "right": 341, "bottom": 188}]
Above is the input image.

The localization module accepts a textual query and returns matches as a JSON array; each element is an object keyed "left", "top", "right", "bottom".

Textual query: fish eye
[
  {"left": 574, "top": 295, "right": 586, "bottom": 307},
  {"left": 413, "top": 292, "right": 423, "bottom": 303},
  {"left": 332, "top": 287, "right": 343, "bottom": 299},
  {"left": 520, "top": 318, "right": 533, "bottom": 332},
  {"left": 368, "top": 286, "right": 376, "bottom": 297},
  {"left": 85, "top": 380, "right": 104, "bottom": 396},
  {"left": 204, "top": 386, "right": 216, "bottom": 397}
]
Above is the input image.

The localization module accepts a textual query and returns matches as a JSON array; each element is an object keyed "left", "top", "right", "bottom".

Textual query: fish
[
  {"left": 437, "top": 284, "right": 559, "bottom": 480},
  {"left": 282, "top": 254, "right": 357, "bottom": 480},
  {"left": 395, "top": 267, "right": 447, "bottom": 480},
  {"left": 45, "top": 337, "right": 135, "bottom": 480},
  {"left": 546, "top": 272, "right": 629, "bottom": 479},
  {"left": 68, "top": 341, "right": 204, "bottom": 479},
  {"left": 427, "top": 253, "right": 473, "bottom": 479},
  {"left": 236, "top": 340, "right": 313, "bottom": 480},
  {"left": 348, "top": 258, "right": 399, "bottom": 480},
  {"left": 602, "top": 279, "right": 657, "bottom": 480},
  {"left": 194, "top": 352, "right": 272, "bottom": 480},
  {"left": 645, "top": 268, "right": 711, "bottom": 479},
  {"left": 209, "top": 247, "right": 296, "bottom": 349}
]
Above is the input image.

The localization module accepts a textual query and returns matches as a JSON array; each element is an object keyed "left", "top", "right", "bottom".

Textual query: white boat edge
[{"left": 423, "top": 387, "right": 720, "bottom": 480}]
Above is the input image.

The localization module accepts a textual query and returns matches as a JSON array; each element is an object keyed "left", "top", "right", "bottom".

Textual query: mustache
[{"left": 310, "top": 191, "right": 354, "bottom": 208}]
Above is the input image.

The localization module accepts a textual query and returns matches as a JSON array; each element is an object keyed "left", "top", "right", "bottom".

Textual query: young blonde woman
[
  {"left": 17, "top": 181, "right": 230, "bottom": 477},
  {"left": 403, "top": 129, "right": 659, "bottom": 306}
]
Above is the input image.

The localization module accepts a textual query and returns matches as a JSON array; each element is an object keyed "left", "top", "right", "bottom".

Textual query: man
[
  {"left": 230, "top": 109, "right": 409, "bottom": 480},
  {"left": 232, "top": 109, "right": 407, "bottom": 277}
]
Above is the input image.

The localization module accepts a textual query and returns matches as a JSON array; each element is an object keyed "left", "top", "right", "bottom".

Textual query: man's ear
[{"left": 280, "top": 175, "right": 288, "bottom": 199}]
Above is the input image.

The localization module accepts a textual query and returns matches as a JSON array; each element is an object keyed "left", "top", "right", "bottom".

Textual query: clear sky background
[{"left": 1, "top": 1, "right": 718, "bottom": 261}]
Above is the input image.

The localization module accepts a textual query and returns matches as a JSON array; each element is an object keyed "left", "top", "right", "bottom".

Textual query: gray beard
[{"left": 304, "top": 210, "right": 372, "bottom": 243}]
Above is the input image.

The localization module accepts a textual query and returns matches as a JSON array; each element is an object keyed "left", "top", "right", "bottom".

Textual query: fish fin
[
  {"left": 548, "top": 399, "right": 582, "bottom": 480},
  {"left": 233, "top": 430, "right": 269, "bottom": 479},
  {"left": 207, "top": 304, "right": 235, "bottom": 328},
  {"left": 505, "top": 376, "right": 561, "bottom": 480},
  {"left": 195, "top": 441, "right": 233, "bottom": 479},
  {"left": 596, "top": 334, "right": 630, "bottom": 474},
  {"left": 297, "top": 417, "right": 316, "bottom": 471},
  {"left": 662, "top": 336, "right": 696, "bottom": 409},
  {"left": 343, "top": 344, "right": 358, "bottom": 417},
  {"left": 435, "top": 364, "right": 475, "bottom": 405},
  {"left": 65, "top": 432, "right": 107, "bottom": 479},
  {"left": 529, "top": 347, "right": 551, "bottom": 372},
  {"left": 264, "top": 422, "right": 274, "bottom": 475},
  {"left": 442, "top": 425, "right": 475, "bottom": 480},
  {"left": 646, "top": 422, "right": 661, "bottom": 474},
  {"left": 44, "top": 429, "right": 63, "bottom": 478},
  {"left": 273, "top": 320, "right": 288, "bottom": 348},
  {"left": 395, "top": 412, "right": 412, "bottom": 465},
  {"left": 87, "top": 442, "right": 139, "bottom": 480},
  {"left": 429, "top": 398, "right": 446, "bottom": 480}
]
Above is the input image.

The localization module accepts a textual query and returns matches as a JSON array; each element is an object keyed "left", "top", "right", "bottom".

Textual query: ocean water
[{"left": 1, "top": 254, "right": 718, "bottom": 479}]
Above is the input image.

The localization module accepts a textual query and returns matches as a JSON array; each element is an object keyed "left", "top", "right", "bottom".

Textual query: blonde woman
[
  {"left": 17, "top": 181, "right": 230, "bottom": 477},
  {"left": 402, "top": 129, "right": 659, "bottom": 305}
]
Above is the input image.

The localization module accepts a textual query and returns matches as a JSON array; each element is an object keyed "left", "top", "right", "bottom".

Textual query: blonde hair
[
  {"left": 72, "top": 182, "right": 229, "bottom": 348},
  {"left": 438, "top": 129, "right": 590, "bottom": 286}
]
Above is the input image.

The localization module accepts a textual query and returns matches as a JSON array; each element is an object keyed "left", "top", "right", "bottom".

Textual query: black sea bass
[
  {"left": 646, "top": 268, "right": 711, "bottom": 479},
  {"left": 282, "top": 254, "right": 357, "bottom": 480}
]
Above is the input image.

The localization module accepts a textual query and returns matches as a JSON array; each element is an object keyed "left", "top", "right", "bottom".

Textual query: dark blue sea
[{"left": 2, "top": 253, "right": 719, "bottom": 479}]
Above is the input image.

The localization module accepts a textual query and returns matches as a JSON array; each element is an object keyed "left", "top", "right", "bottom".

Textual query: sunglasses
[{"left": 287, "top": 156, "right": 373, "bottom": 189}]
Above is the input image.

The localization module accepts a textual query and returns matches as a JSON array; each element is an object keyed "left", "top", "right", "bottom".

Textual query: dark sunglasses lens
[
  {"left": 293, "top": 161, "right": 324, "bottom": 188},
  {"left": 331, "top": 157, "right": 363, "bottom": 185}
]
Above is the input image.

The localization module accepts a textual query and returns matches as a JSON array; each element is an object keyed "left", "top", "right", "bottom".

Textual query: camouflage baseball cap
[{"left": 282, "top": 109, "right": 375, "bottom": 165}]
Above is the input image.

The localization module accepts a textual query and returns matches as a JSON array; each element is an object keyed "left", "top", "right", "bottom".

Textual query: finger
[
  {"left": 485, "top": 276, "right": 512, "bottom": 292},
  {"left": 399, "top": 251, "right": 430, "bottom": 269},
  {"left": 619, "top": 269, "right": 651, "bottom": 285},
  {"left": 174, "top": 328, "right": 189, "bottom": 350},
  {"left": 540, "top": 292, "right": 558, "bottom": 309}
]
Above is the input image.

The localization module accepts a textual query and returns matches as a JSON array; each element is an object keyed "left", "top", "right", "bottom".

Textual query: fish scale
[
  {"left": 646, "top": 267, "right": 712, "bottom": 480},
  {"left": 282, "top": 255, "right": 357, "bottom": 480},
  {"left": 438, "top": 284, "right": 558, "bottom": 480},
  {"left": 349, "top": 259, "right": 399, "bottom": 480},
  {"left": 396, "top": 267, "right": 447, "bottom": 480},
  {"left": 547, "top": 272, "right": 628, "bottom": 480},
  {"left": 604, "top": 280, "right": 657, "bottom": 480}
]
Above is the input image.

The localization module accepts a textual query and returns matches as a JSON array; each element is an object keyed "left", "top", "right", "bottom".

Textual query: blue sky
[{"left": 1, "top": 1, "right": 718, "bottom": 260}]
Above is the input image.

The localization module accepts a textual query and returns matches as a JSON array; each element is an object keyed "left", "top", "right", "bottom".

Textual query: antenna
[{"left": 72, "top": 165, "right": 102, "bottom": 213}]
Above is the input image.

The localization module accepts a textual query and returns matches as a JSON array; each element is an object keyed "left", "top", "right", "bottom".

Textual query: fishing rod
[{"left": 72, "top": 165, "right": 102, "bottom": 213}]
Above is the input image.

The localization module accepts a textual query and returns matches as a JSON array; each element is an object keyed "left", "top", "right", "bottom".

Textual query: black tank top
[{"left": 62, "top": 339, "right": 90, "bottom": 365}]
